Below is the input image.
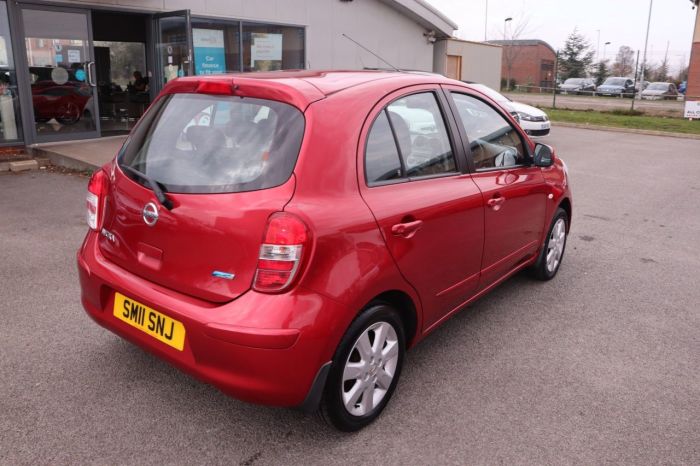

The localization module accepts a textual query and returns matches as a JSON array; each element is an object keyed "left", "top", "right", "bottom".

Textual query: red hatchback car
[{"left": 78, "top": 71, "right": 571, "bottom": 431}]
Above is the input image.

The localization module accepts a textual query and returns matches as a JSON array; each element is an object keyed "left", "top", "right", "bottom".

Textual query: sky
[{"left": 425, "top": 0, "right": 698, "bottom": 74}]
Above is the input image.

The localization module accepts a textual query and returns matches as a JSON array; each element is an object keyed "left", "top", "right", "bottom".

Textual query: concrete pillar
[{"left": 687, "top": 1, "right": 700, "bottom": 98}]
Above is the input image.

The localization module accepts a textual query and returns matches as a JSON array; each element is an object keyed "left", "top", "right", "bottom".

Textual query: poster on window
[
  {"left": 0, "top": 37, "right": 8, "bottom": 67},
  {"left": 251, "top": 33, "right": 282, "bottom": 69},
  {"left": 193, "top": 28, "right": 226, "bottom": 75}
]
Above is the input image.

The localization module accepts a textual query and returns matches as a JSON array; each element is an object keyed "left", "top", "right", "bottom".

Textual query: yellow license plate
[{"left": 113, "top": 293, "right": 186, "bottom": 351}]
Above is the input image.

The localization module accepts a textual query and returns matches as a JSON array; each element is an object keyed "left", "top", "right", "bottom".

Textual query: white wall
[
  {"left": 435, "top": 39, "right": 501, "bottom": 90},
  {"left": 57, "top": 0, "right": 437, "bottom": 71}
]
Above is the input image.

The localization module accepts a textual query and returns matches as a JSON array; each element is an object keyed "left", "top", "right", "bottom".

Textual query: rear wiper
[{"left": 120, "top": 164, "right": 174, "bottom": 210}]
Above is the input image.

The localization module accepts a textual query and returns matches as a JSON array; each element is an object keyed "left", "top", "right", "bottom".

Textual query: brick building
[
  {"left": 688, "top": 0, "right": 700, "bottom": 98},
  {"left": 488, "top": 39, "right": 556, "bottom": 90}
]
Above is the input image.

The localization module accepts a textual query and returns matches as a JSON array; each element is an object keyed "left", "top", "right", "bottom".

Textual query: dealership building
[{"left": 0, "top": 0, "right": 463, "bottom": 148}]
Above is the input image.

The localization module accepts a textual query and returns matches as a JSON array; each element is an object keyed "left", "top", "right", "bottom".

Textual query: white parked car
[{"left": 468, "top": 84, "right": 550, "bottom": 137}]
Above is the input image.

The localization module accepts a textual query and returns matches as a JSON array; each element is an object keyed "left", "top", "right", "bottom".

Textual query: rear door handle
[
  {"left": 391, "top": 220, "right": 423, "bottom": 239},
  {"left": 487, "top": 195, "right": 506, "bottom": 211}
]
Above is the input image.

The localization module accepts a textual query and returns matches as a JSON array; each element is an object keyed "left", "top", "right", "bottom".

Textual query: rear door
[
  {"left": 358, "top": 87, "right": 484, "bottom": 330},
  {"left": 444, "top": 86, "right": 547, "bottom": 287},
  {"left": 99, "top": 91, "right": 305, "bottom": 303}
]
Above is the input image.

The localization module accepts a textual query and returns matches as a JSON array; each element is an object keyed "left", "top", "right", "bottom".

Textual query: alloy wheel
[
  {"left": 546, "top": 218, "right": 566, "bottom": 273},
  {"left": 341, "top": 321, "right": 399, "bottom": 416}
]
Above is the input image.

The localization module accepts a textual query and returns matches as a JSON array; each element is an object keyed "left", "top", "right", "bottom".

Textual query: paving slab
[
  {"left": 29, "top": 136, "right": 127, "bottom": 171},
  {"left": 9, "top": 160, "right": 38, "bottom": 172}
]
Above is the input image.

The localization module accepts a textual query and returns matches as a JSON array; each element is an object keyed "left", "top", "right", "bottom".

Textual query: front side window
[
  {"left": 365, "top": 92, "right": 457, "bottom": 185},
  {"left": 119, "top": 93, "right": 304, "bottom": 193},
  {"left": 451, "top": 93, "right": 526, "bottom": 170}
]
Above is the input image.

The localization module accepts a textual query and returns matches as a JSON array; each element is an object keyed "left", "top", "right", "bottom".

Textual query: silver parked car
[{"left": 641, "top": 82, "right": 679, "bottom": 100}]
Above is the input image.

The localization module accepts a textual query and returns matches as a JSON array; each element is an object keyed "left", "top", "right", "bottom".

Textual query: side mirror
[{"left": 533, "top": 143, "right": 554, "bottom": 167}]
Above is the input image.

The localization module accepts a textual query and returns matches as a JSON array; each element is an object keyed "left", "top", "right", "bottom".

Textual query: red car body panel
[
  {"left": 77, "top": 71, "right": 572, "bottom": 408},
  {"left": 99, "top": 168, "right": 296, "bottom": 303}
]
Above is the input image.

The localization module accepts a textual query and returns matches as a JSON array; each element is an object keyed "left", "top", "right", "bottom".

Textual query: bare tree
[
  {"left": 498, "top": 17, "right": 530, "bottom": 91},
  {"left": 675, "top": 56, "right": 689, "bottom": 82},
  {"left": 612, "top": 46, "right": 635, "bottom": 77},
  {"left": 654, "top": 42, "right": 670, "bottom": 82}
]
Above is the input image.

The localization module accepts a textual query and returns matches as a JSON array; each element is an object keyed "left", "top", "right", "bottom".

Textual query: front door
[
  {"left": 359, "top": 88, "right": 485, "bottom": 331},
  {"left": 19, "top": 5, "right": 100, "bottom": 142},
  {"left": 153, "top": 10, "right": 193, "bottom": 93},
  {"left": 446, "top": 88, "right": 547, "bottom": 286}
]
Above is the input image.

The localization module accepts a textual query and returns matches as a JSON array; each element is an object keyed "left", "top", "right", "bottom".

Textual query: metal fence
[{"left": 505, "top": 85, "right": 700, "bottom": 119}]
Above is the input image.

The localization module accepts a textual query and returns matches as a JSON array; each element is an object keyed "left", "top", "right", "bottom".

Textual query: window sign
[
  {"left": 67, "top": 49, "right": 81, "bottom": 63},
  {"left": 684, "top": 101, "right": 700, "bottom": 119},
  {"left": 0, "top": 37, "right": 8, "bottom": 68},
  {"left": 193, "top": 28, "right": 225, "bottom": 75},
  {"left": 251, "top": 33, "right": 282, "bottom": 67}
]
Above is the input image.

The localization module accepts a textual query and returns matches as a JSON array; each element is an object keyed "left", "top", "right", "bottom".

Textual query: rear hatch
[{"left": 99, "top": 92, "right": 305, "bottom": 303}]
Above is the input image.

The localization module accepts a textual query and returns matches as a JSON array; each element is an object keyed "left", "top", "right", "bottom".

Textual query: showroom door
[
  {"left": 154, "top": 10, "right": 194, "bottom": 92},
  {"left": 19, "top": 4, "right": 100, "bottom": 142}
]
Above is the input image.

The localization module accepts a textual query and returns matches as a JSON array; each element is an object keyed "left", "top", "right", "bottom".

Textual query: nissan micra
[{"left": 78, "top": 71, "right": 572, "bottom": 431}]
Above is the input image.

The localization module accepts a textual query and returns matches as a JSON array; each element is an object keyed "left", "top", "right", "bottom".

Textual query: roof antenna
[{"left": 342, "top": 34, "right": 400, "bottom": 72}]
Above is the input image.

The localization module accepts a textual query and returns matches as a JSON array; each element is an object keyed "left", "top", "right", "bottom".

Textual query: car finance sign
[
  {"left": 684, "top": 101, "right": 700, "bottom": 119},
  {"left": 193, "top": 28, "right": 226, "bottom": 75}
]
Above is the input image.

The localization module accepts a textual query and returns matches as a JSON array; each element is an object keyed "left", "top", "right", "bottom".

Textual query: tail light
[
  {"left": 86, "top": 169, "right": 107, "bottom": 230},
  {"left": 253, "top": 212, "right": 309, "bottom": 293}
]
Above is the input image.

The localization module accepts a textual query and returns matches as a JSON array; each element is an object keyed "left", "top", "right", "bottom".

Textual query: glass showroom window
[
  {"left": 191, "top": 18, "right": 241, "bottom": 75},
  {"left": 242, "top": 23, "right": 304, "bottom": 72},
  {"left": 0, "top": 0, "right": 22, "bottom": 143}
]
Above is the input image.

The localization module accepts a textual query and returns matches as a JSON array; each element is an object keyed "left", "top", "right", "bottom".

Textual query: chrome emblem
[
  {"left": 100, "top": 228, "right": 116, "bottom": 243},
  {"left": 142, "top": 202, "right": 159, "bottom": 226}
]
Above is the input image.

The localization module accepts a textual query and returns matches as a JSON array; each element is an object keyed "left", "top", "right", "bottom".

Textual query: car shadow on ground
[{"left": 85, "top": 268, "right": 550, "bottom": 447}]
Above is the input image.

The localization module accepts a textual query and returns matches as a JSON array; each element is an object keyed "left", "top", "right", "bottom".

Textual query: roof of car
[{"left": 164, "top": 70, "right": 456, "bottom": 109}]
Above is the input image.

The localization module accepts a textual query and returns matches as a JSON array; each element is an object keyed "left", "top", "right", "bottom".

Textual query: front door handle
[
  {"left": 487, "top": 195, "right": 506, "bottom": 211},
  {"left": 391, "top": 220, "right": 423, "bottom": 239}
]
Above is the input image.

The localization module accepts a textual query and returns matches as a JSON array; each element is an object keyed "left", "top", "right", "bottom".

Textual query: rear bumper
[{"left": 77, "top": 232, "right": 344, "bottom": 408}]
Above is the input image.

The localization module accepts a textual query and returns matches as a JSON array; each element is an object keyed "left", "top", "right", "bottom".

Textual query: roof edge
[
  {"left": 488, "top": 39, "right": 557, "bottom": 55},
  {"left": 444, "top": 37, "right": 502, "bottom": 48},
  {"left": 380, "top": 0, "right": 457, "bottom": 37}
]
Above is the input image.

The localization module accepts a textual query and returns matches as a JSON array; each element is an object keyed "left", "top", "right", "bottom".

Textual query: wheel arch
[
  {"left": 367, "top": 290, "right": 419, "bottom": 348},
  {"left": 558, "top": 197, "right": 572, "bottom": 231}
]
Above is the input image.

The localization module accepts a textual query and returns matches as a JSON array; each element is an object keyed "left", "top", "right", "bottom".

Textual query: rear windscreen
[{"left": 119, "top": 93, "right": 304, "bottom": 193}]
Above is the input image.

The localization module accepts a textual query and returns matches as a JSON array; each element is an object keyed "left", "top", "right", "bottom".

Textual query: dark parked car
[
  {"left": 596, "top": 77, "right": 636, "bottom": 98},
  {"left": 558, "top": 78, "right": 596, "bottom": 95},
  {"left": 78, "top": 71, "right": 572, "bottom": 432}
]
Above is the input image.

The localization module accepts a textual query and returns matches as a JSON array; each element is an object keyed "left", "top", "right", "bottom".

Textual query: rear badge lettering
[
  {"left": 100, "top": 228, "right": 115, "bottom": 243},
  {"left": 212, "top": 271, "right": 235, "bottom": 280}
]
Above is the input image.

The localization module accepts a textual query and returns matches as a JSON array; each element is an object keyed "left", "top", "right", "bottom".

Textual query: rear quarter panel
[{"left": 286, "top": 80, "right": 426, "bottom": 354}]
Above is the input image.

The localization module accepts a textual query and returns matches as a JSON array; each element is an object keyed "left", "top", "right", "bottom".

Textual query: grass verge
[{"left": 543, "top": 108, "right": 700, "bottom": 135}]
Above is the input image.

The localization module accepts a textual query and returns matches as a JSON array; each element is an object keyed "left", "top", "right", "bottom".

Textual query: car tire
[
  {"left": 318, "top": 303, "right": 405, "bottom": 432},
  {"left": 531, "top": 207, "right": 568, "bottom": 281},
  {"left": 56, "top": 102, "right": 82, "bottom": 125}
]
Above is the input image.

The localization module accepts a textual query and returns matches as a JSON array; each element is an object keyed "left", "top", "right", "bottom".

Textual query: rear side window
[
  {"left": 365, "top": 111, "right": 403, "bottom": 184},
  {"left": 365, "top": 92, "right": 457, "bottom": 185},
  {"left": 119, "top": 93, "right": 304, "bottom": 193}
]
